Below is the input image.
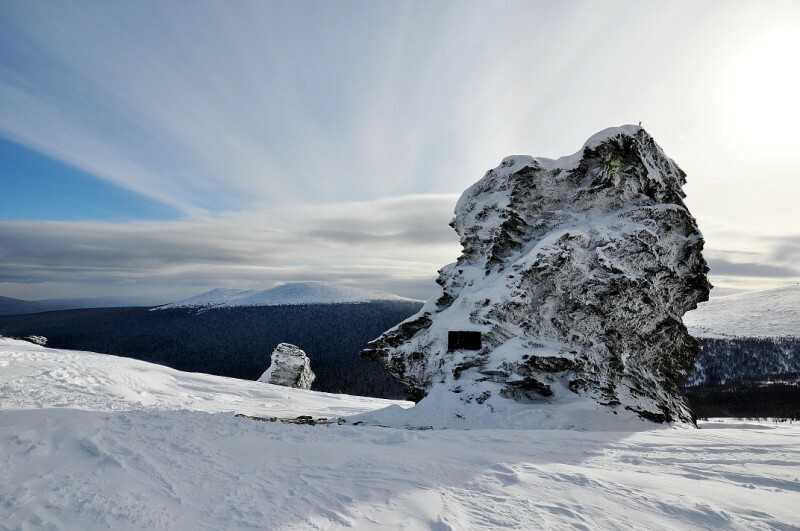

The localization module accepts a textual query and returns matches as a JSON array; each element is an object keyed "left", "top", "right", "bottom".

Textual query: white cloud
[
  {"left": 0, "top": 195, "right": 461, "bottom": 302},
  {"left": 2, "top": 192, "right": 798, "bottom": 303}
]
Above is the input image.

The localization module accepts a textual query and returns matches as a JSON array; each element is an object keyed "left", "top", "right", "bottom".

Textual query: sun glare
[{"left": 725, "top": 30, "right": 800, "bottom": 154}]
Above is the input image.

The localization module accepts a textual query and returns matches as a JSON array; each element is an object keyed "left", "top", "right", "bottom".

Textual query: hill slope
[
  {"left": 157, "top": 282, "right": 420, "bottom": 309},
  {"left": 684, "top": 285, "right": 800, "bottom": 338},
  {"left": 0, "top": 296, "right": 72, "bottom": 316}
]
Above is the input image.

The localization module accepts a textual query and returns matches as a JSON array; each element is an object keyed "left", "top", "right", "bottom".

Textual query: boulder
[{"left": 258, "top": 343, "right": 315, "bottom": 390}]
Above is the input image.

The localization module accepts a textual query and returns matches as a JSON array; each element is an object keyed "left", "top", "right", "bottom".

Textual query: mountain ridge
[{"left": 155, "top": 282, "right": 422, "bottom": 310}]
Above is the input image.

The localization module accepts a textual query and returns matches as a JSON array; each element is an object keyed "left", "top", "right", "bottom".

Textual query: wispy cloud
[
  {"left": 0, "top": 1, "right": 719, "bottom": 214},
  {"left": 706, "top": 258, "right": 798, "bottom": 279},
  {"left": 3, "top": 194, "right": 799, "bottom": 302}
]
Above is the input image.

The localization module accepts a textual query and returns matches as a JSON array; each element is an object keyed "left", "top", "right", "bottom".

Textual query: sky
[{"left": 1, "top": 0, "right": 799, "bottom": 304}]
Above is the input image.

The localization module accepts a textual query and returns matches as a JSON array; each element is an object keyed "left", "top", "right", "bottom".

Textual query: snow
[
  {"left": 685, "top": 284, "right": 800, "bottom": 338},
  {"left": 156, "top": 282, "right": 420, "bottom": 310},
  {"left": 0, "top": 338, "right": 398, "bottom": 419},
  {"left": 2, "top": 337, "right": 799, "bottom": 529},
  {"left": 509, "top": 124, "right": 646, "bottom": 173}
]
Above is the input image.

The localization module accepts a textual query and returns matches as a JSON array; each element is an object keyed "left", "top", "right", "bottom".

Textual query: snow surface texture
[
  {"left": 685, "top": 284, "right": 800, "bottom": 338},
  {"left": 2, "top": 338, "right": 799, "bottom": 530},
  {"left": 365, "top": 125, "right": 711, "bottom": 426},
  {"left": 258, "top": 343, "right": 315, "bottom": 390},
  {"left": 156, "top": 282, "right": 420, "bottom": 310}
]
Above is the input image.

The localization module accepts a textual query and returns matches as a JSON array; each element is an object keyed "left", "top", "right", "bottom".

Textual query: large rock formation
[
  {"left": 258, "top": 343, "right": 315, "bottom": 390},
  {"left": 364, "top": 126, "right": 711, "bottom": 425}
]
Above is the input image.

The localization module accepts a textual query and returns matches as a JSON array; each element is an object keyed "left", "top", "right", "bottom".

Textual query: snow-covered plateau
[
  {"left": 685, "top": 284, "right": 800, "bottom": 338},
  {"left": 2, "top": 337, "right": 798, "bottom": 530},
  {"left": 156, "top": 282, "right": 420, "bottom": 310}
]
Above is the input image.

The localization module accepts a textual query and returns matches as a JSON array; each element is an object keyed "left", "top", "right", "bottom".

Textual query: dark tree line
[
  {"left": 686, "top": 336, "right": 800, "bottom": 386},
  {"left": 681, "top": 336, "right": 800, "bottom": 418},
  {"left": 684, "top": 374, "right": 800, "bottom": 419}
]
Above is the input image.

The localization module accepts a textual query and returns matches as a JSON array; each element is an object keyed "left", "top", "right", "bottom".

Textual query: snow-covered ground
[
  {"left": 2, "top": 338, "right": 799, "bottom": 530},
  {"left": 156, "top": 282, "right": 420, "bottom": 310},
  {"left": 685, "top": 284, "right": 800, "bottom": 338}
]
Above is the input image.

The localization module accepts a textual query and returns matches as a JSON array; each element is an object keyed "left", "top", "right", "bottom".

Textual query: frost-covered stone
[
  {"left": 22, "top": 336, "right": 47, "bottom": 346},
  {"left": 364, "top": 125, "right": 711, "bottom": 425},
  {"left": 258, "top": 343, "right": 315, "bottom": 390}
]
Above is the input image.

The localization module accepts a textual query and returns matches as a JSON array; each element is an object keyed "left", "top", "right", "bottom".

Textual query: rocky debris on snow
[
  {"left": 22, "top": 336, "right": 47, "bottom": 346},
  {"left": 364, "top": 125, "right": 711, "bottom": 425},
  {"left": 258, "top": 343, "right": 315, "bottom": 390},
  {"left": 234, "top": 413, "right": 343, "bottom": 426}
]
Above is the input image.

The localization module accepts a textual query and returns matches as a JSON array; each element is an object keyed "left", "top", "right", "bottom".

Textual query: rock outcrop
[
  {"left": 258, "top": 343, "right": 315, "bottom": 390},
  {"left": 22, "top": 336, "right": 47, "bottom": 346},
  {"left": 364, "top": 125, "right": 711, "bottom": 425}
]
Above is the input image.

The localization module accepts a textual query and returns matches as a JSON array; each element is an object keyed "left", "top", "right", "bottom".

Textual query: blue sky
[
  {"left": 0, "top": 138, "right": 178, "bottom": 221},
  {"left": 1, "top": 0, "right": 799, "bottom": 302}
]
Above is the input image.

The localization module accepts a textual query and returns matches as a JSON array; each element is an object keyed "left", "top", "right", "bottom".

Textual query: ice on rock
[
  {"left": 259, "top": 343, "right": 316, "bottom": 390},
  {"left": 364, "top": 125, "right": 711, "bottom": 425}
]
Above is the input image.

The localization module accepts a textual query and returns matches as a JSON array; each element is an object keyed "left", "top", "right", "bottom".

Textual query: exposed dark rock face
[
  {"left": 364, "top": 126, "right": 711, "bottom": 424},
  {"left": 259, "top": 343, "right": 315, "bottom": 390}
]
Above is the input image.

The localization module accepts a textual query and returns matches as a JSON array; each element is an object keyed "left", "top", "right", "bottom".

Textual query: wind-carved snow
[
  {"left": 365, "top": 125, "right": 710, "bottom": 427},
  {"left": 156, "top": 282, "right": 420, "bottom": 310},
  {"left": 1, "top": 338, "right": 798, "bottom": 530},
  {"left": 685, "top": 284, "right": 800, "bottom": 338}
]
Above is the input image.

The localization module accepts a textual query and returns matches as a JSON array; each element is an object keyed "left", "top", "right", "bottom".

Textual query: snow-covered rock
[
  {"left": 155, "top": 282, "right": 419, "bottom": 310},
  {"left": 22, "top": 335, "right": 47, "bottom": 346},
  {"left": 259, "top": 343, "right": 315, "bottom": 390},
  {"left": 365, "top": 125, "right": 710, "bottom": 425}
]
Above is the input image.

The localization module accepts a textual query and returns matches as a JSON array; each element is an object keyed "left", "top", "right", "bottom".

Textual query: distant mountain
[
  {"left": 684, "top": 284, "right": 800, "bottom": 338},
  {"left": 156, "top": 282, "right": 421, "bottom": 310},
  {"left": 155, "top": 288, "right": 253, "bottom": 309},
  {"left": 0, "top": 296, "right": 73, "bottom": 316},
  {"left": 0, "top": 295, "right": 167, "bottom": 316},
  {"left": 39, "top": 296, "right": 165, "bottom": 309}
]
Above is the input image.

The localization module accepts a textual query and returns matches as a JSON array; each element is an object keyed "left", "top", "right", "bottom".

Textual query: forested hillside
[
  {"left": 0, "top": 302, "right": 423, "bottom": 399},
  {"left": 687, "top": 336, "right": 800, "bottom": 386},
  {"left": 680, "top": 336, "right": 800, "bottom": 418}
]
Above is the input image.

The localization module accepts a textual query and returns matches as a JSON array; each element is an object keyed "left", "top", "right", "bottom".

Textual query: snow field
[
  {"left": 1, "top": 338, "right": 799, "bottom": 530},
  {"left": 684, "top": 284, "right": 800, "bottom": 338}
]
